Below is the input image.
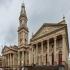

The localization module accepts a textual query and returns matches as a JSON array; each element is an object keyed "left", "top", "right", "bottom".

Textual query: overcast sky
[{"left": 0, "top": 0, "right": 70, "bottom": 56}]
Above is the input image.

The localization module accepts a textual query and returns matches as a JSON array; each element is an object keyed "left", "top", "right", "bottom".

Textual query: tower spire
[
  {"left": 22, "top": 2, "right": 25, "bottom": 8},
  {"left": 19, "top": 2, "right": 28, "bottom": 27},
  {"left": 19, "top": 2, "right": 27, "bottom": 20}
]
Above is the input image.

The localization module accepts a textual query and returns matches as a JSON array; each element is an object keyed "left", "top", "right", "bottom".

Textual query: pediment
[
  {"left": 31, "top": 23, "right": 65, "bottom": 41},
  {"left": 2, "top": 46, "right": 10, "bottom": 53},
  {"left": 2, "top": 45, "right": 18, "bottom": 54}
]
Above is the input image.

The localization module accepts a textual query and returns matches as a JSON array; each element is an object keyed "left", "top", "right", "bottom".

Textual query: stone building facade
[
  {"left": 2, "top": 2, "right": 69, "bottom": 70},
  {"left": 0, "top": 56, "right": 2, "bottom": 67},
  {"left": 2, "top": 45, "right": 18, "bottom": 68}
]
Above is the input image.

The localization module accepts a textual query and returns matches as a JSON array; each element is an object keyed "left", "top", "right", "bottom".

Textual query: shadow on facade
[{"left": 0, "top": 64, "right": 69, "bottom": 70}]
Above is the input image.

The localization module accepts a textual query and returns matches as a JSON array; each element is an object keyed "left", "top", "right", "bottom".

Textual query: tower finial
[
  {"left": 22, "top": 2, "right": 25, "bottom": 8},
  {"left": 63, "top": 15, "right": 65, "bottom": 20},
  {"left": 22, "top": 0, "right": 25, "bottom": 7}
]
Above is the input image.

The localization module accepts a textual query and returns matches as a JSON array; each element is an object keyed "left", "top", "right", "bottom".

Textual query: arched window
[{"left": 58, "top": 51, "right": 62, "bottom": 65}]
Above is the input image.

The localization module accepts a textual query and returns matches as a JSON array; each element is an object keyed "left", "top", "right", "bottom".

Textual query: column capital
[
  {"left": 41, "top": 41, "right": 43, "bottom": 44},
  {"left": 54, "top": 37, "right": 57, "bottom": 44},
  {"left": 62, "top": 34, "right": 66, "bottom": 38},
  {"left": 53, "top": 36, "right": 57, "bottom": 40}
]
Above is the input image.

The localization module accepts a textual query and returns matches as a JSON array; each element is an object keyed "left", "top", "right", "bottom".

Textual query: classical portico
[
  {"left": 30, "top": 21, "right": 69, "bottom": 66},
  {"left": 18, "top": 49, "right": 29, "bottom": 66},
  {"left": 2, "top": 46, "right": 18, "bottom": 68},
  {"left": 32, "top": 34, "right": 67, "bottom": 65}
]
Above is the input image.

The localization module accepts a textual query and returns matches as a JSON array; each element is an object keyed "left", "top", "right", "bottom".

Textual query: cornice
[
  {"left": 18, "top": 46, "right": 29, "bottom": 50},
  {"left": 32, "top": 23, "right": 66, "bottom": 39},
  {"left": 31, "top": 26, "right": 66, "bottom": 42},
  {"left": 18, "top": 25, "right": 29, "bottom": 32}
]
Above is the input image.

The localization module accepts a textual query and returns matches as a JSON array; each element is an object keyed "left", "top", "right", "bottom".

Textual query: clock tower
[{"left": 18, "top": 3, "right": 28, "bottom": 47}]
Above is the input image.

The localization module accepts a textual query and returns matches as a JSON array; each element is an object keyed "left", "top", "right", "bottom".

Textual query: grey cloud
[
  {"left": 0, "top": 0, "right": 13, "bottom": 4},
  {"left": 0, "top": 0, "right": 13, "bottom": 9},
  {"left": 4, "top": 22, "right": 18, "bottom": 45}
]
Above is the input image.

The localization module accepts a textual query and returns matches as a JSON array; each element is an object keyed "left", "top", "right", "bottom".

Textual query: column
[
  {"left": 6, "top": 55, "right": 8, "bottom": 66},
  {"left": 3, "top": 55, "right": 5, "bottom": 67},
  {"left": 24, "top": 52, "right": 26, "bottom": 65},
  {"left": 18, "top": 51, "right": 20, "bottom": 66},
  {"left": 5, "top": 55, "right": 7, "bottom": 67},
  {"left": 47, "top": 39, "right": 50, "bottom": 65},
  {"left": 10, "top": 53, "right": 12, "bottom": 66},
  {"left": 36, "top": 44, "right": 38, "bottom": 64},
  {"left": 27, "top": 51, "right": 29, "bottom": 65},
  {"left": 22, "top": 51, "right": 24, "bottom": 66},
  {"left": 29, "top": 50, "right": 31, "bottom": 65},
  {"left": 54, "top": 37, "right": 57, "bottom": 65},
  {"left": 29, "top": 47, "right": 33, "bottom": 65},
  {"left": 41, "top": 42, "right": 43, "bottom": 65},
  {"left": 26, "top": 52, "right": 27, "bottom": 65},
  {"left": 8, "top": 54, "right": 9, "bottom": 66},
  {"left": 34, "top": 45, "right": 36, "bottom": 64},
  {"left": 32, "top": 46, "right": 34, "bottom": 65},
  {"left": 13, "top": 54, "right": 14, "bottom": 67},
  {"left": 62, "top": 34, "right": 66, "bottom": 65},
  {"left": 9, "top": 54, "right": 11, "bottom": 65},
  {"left": 4, "top": 55, "right": 6, "bottom": 67},
  {"left": 5, "top": 55, "right": 6, "bottom": 66},
  {"left": 2, "top": 55, "right": 4, "bottom": 67}
]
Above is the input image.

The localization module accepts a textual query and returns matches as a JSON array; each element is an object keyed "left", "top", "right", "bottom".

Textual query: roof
[
  {"left": 2, "top": 45, "right": 18, "bottom": 54},
  {"left": 32, "top": 20, "right": 66, "bottom": 39}
]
